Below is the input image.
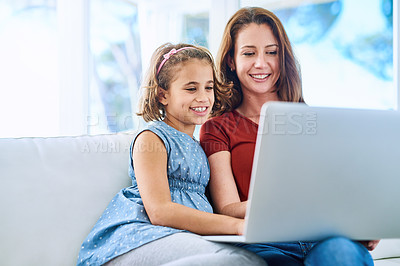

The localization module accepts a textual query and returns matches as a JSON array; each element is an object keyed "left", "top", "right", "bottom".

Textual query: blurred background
[{"left": 0, "top": 0, "right": 397, "bottom": 137}]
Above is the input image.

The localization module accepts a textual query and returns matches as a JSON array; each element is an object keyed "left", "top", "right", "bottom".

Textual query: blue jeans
[{"left": 235, "top": 237, "right": 373, "bottom": 266}]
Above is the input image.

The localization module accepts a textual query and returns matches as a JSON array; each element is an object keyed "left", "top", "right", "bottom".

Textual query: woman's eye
[
  {"left": 243, "top": 52, "right": 255, "bottom": 56},
  {"left": 206, "top": 86, "right": 214, "bottom": 91},
  {"left": 266, "top": 51, "right": 278, "bottom": 55},
  {"left": 186, "top": 87, "right": 196, "bottom": 91}
]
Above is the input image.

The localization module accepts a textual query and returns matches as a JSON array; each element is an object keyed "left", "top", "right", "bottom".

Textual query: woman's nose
[{"left": 254, "top": 54, "right": 267, "bottom": 68}]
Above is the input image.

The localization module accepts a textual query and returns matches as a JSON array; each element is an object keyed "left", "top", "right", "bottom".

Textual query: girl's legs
[
  {"left": 104, "top": 232, "right": 266, "bottom": 266},
  {"left": 305, "top": 237, "right": 374, "bottom": 266}
]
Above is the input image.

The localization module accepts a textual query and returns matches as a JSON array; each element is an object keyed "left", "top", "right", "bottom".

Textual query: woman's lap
[
  {"left": 236, "top": 237, "right": 374, "bottom": 266},
  {"left": 305, "top": 237, "right": 374, "bottom": 266},
  {"left": 235, "top": 242, "right": 309, "bottom": 266}
]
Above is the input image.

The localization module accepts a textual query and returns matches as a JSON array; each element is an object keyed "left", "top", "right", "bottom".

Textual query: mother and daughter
[{"left": 78, "top": 7, "right": 378, "bottom": 266}]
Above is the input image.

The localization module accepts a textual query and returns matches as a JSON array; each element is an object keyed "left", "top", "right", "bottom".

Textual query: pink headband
[{"left": 157, "top": 47, "right": 194, "bottom": 75}]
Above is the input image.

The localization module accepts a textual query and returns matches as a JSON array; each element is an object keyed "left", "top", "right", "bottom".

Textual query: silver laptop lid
[{"left": 244, "top": 102, "right": 400, "bottom": 242}]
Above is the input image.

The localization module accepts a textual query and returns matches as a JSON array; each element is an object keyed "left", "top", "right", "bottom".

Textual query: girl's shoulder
[
  {"left": 132, "top": 121, "right": 171, "bottom": 152},
  {"left": 137, "top": 120, "right": 172, "bottom": 137},
  {"left": 134, "top": 121, "right": 194, "bottom": 153},
  {"left": 146, "top": 121, "right": 187, "bottom": 142}
]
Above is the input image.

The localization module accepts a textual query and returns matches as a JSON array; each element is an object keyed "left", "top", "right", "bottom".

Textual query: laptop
[{"left": 203, "top": 101, "right": 400, "bottom": 243}]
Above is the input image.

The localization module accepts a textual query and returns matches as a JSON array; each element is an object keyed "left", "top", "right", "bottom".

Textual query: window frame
[{"left": 57, "top": 0, "right": 90, "bottom": 136}]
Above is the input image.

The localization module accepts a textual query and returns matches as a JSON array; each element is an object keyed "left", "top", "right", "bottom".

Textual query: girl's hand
[{"left": 359, "top": 240, "right": 380, "bottom": 251}]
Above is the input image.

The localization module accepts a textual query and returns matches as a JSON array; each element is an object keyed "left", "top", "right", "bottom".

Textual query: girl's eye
[
  {"left": 243, "top": 52, "right": 255, "bottom": 56},
  {"left": 186, "top": 87, "right": 196, "bottom": 91},
  {"left": 266, "top": 51, "right": 278, "bottom": 55},
  {"left": 206, "top": 86, "right": 214, "bottom": 91}
]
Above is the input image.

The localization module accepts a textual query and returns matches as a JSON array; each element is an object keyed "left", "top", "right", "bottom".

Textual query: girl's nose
[{"left": 196, "top": 89, "right": 208, "bottom": 102}]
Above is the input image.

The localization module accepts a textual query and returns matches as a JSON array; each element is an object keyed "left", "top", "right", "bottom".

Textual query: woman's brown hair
[
  {"left": 137, "top": 43, "right": 232, "bottom": 122},
  {"left": 217, "top": 7, "right": 304, "bottom": 111}
]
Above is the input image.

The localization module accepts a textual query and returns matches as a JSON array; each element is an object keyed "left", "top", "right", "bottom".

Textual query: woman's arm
[
  {"left": 208, "top": 151, "right": 247, "bottom": 218},
  {"left": 133, "top": 131, "right": 243, "bottom": 235}
]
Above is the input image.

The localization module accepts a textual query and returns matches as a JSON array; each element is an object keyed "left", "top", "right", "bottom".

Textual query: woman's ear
[
  {"left": 157, "top": 87, "right": 168, "bottom": 106},
  {"left": 227, "top": 54, "right": 235, "bottom": 72}
]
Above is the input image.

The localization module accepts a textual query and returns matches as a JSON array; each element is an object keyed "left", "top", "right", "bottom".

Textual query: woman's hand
[
  {"left": 359, "top": 240, "right": 380, "bottom": 251},
  {"left": 236, "top": 219, "right": 245, "bottom": 235}
]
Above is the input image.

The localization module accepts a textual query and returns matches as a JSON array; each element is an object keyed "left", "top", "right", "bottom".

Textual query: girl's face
[
  {"left": 159, "top": 59, "right": 214, "bottom": 136},
  {"left": 229, "top": 23, "right": 280, "bottom": 97}
]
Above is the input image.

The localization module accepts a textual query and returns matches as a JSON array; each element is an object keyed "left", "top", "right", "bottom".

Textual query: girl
[
  {"left": 77, "top": 43, "right": 266, "bottom": 266},
  {"left": 200, "top": 7, "right": 378, "bottom": 266}
]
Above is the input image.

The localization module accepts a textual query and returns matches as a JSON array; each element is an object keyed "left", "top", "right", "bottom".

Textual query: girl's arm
[
  {"left": 133, "top": 131, "right": 243, "bottom": 235},
  {"left": 207, "top": 151, "right": 247, "bottom": 218}
]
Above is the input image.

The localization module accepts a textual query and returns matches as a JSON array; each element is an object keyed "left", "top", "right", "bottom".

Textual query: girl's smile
[{"left": 190, "top": 106, "right": 209, "bottom": 115}]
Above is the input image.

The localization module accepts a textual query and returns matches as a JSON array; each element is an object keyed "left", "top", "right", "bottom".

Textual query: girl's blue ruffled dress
[{"left": 77, "top": 121, "right": 213, "bottom": 266}]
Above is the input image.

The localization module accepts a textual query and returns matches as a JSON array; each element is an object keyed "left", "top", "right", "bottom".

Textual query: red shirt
[{"left": 200, "top": 110, "right": 258, "bottom": 201}]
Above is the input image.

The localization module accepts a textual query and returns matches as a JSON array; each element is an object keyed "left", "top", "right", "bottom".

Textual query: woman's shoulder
[
  {"left": 201, "top": 110, "right": 239, "bottom": 132},
  {"left": 204, "top": 110, "right": 237, "bottom": 125}
]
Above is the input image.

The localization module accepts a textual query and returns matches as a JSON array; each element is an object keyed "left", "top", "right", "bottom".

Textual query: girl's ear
[
  {"left": 157, "top": 87, "right": 168, "bottom": 106},
  {"left": 227, "top": 54, "right": 235, "bottom": 71}
]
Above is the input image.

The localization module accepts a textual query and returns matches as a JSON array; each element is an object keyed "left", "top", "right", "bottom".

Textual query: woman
[{"left": 200, "top": 7, "right": 378, "bottom": 266}]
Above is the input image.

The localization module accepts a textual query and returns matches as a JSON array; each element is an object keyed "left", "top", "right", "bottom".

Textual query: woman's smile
[{"left": 249, "top": 73, "right": 271, "bottom": 81}]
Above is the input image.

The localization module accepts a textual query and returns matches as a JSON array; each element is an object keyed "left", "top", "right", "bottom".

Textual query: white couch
[{"left": 0, "top": 134, "right": 399, "bottom": 266}]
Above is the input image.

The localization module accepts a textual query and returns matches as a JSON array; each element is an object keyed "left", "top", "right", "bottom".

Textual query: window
[
  {"left": 242, "top": 0, "right": 395, "bottom": 109},
  {"left": 88, "top": 0, "right": 212, "bottom": 134},
  {"left": 0, "top": 0, "right": 58, "bottom": 138},
  {"left": 0, "top": 0, "right": 397, "bottom": 138},
  {"left": 88, "top": 0, "right": 141, "bottom": 134}
]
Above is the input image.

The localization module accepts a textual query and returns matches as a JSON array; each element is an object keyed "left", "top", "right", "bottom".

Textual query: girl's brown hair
[
  {"left": 137, "top": 43, "right": 232, "bottom": 122},
  {"left": 217, "top": 7, "right": 304, "bottom": 111}
]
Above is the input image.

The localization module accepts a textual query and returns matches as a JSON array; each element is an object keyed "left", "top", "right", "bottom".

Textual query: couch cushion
[{"left": 0, "top": 133, "right": 134, "bottom": 266}]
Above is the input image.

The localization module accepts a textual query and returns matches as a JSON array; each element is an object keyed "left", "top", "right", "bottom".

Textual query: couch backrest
[
  {"left": 2, "top": 133, "right": 400, "bottom": 265},
  {"left": 0, "top": 133, "right": 134, "bottom": 266}
]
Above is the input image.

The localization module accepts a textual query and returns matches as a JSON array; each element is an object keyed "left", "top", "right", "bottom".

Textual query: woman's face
[{"left": 229, "top": 23, "right": 280, "bottom": 97}]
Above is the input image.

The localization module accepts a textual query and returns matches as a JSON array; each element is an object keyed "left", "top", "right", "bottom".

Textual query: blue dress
[{"left": 77, "top": 121, "right": 213, "bottom": 265}]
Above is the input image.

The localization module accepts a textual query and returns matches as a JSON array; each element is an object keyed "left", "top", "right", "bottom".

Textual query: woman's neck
[{"left": 236, "top": 91, "right": 279, "bottom": 124}]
